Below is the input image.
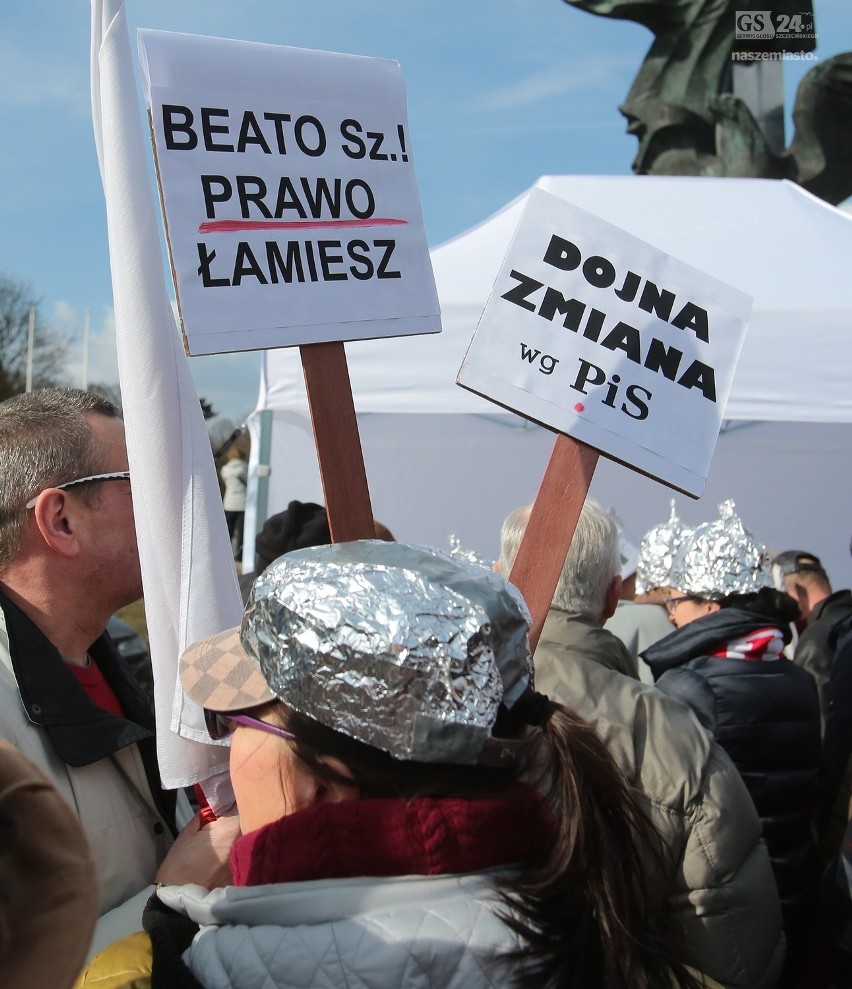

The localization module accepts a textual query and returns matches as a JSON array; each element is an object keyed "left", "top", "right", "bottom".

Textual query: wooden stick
[
  {"left": 300, "top": 341, "right": 375, "bottom": 542},
  {"left": 508, "top": 434, "right": 599, "bottom": 651}
]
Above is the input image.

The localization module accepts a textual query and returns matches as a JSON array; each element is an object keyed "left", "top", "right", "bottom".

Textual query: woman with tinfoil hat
[{"left": 80, "top": 541, "right": 711, "bottom": 989}]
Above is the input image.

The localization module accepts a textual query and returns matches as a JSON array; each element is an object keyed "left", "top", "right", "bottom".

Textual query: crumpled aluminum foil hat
[
  {"left": 447, "top": 533, "right": 490, "bottom": 570},
  {"left": 635, "top": 499, "right": 692, "bottom": 594},
  {"left": 240, "top": 540, "right": 534, "bottom": 765},
  {"left": 669, "top": 499, "right": 773, "bottom": 599},
  {"left": 607, "top": 508, "right": 641, "bottom": 580}
]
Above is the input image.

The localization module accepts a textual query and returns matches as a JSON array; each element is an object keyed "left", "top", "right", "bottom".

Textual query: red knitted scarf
[{"left": 230, "top": 783, "right": 551, "bottom": 887}]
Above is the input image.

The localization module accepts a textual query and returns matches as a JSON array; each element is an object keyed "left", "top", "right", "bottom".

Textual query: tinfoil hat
[
  {"left": 180, "top": 540, "right": 534, "bottom": 766},
  {"left": 669, "top": 499, "right": 773, "bottom": 600},
  {"left": 635, "top": 499, "right": 692, "bottom": 594}
]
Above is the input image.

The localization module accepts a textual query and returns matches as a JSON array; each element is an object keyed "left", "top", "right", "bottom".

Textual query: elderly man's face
[{"left": 77, "top": 414, "right": 143, "bottom": 609}]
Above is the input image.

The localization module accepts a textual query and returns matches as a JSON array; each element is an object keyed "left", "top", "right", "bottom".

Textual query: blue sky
[{"left": 0, "top": 0, "right": 849, "bottom": 425}]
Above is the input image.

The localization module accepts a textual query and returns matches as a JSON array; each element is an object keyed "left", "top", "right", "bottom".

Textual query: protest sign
[
  {"left": 457, "top": 188, "right": 752, "bottom": 646},
  {"left": 139, "top": 30, "right": 440, "bottom": 356},
  {"left": 457, "top": 188, "right": 752, "bottom": 497}
]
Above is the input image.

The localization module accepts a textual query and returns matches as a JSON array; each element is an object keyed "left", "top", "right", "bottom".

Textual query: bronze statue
[{"left": 561, "top": 0, "right": 852, "bottom": 205}]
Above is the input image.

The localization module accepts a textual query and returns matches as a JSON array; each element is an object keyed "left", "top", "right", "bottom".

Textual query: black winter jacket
[
  {"left": 643, "top": 609, "right": 821, "bottom": 919},
  {"left": 819, "top": 612, "right": 852, "bottom": 832},
  {"left": 795, "top": 589, "right": 852, "bottom": 722}
]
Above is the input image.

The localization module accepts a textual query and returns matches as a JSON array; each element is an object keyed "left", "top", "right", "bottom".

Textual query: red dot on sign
[{"left": 574, "top": 403, "right": 585, "bottom": 413}]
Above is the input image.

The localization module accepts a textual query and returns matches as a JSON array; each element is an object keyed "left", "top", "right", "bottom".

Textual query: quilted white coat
[{"left": 158, "top": 871, "right": 523, "bottom": 988}]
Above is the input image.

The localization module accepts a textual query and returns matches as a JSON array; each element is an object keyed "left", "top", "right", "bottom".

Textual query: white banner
[{"left": 92, "top": 0, "right": 242, "bottom": 802}]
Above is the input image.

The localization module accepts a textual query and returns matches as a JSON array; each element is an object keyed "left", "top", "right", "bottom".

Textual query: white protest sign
[
  {"left": 457, "top": 189, "right": 752, "bottom": 496},
  {"left": 139, "top": 30, "right": 440, "bottom": 356}
]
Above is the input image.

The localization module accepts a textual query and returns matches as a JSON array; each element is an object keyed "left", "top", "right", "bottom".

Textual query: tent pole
[{"left": 254, "top": 409, "right": 273, "bottom": 541}]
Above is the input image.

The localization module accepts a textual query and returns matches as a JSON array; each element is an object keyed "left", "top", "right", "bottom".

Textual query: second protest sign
[{"left": 457, "top": 188, "right": 752, "bottom": 498}]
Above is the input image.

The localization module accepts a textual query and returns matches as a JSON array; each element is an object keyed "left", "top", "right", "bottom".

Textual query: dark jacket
[
  {"left": 795, "top": 589, "right": 852, "bottom": 721},
  {"left": 643, "top": 608, "right": 821, "bottom": 921},
  {"left": 819, "top": 811, "right": 852, "bottom": 987},
  {"left": 819, "top": 611, "right": 852, "bottom": 839}
]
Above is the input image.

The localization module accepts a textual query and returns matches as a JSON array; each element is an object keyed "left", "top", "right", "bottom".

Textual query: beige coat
[
  {"left": 536, "top": 612, "right": 785, "bottom": 989},
  {"left": 540, "top": 608, "right": 638, "bottom": 679},
  {"left": 0, "top": 603, "right": 176, "bottom": 946}
]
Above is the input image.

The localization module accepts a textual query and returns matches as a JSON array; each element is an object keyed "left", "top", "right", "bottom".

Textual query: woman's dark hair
[
  {"left": 720, "top": 586, "right": 801, "bottom": 641},
  {"left": 267, "top": 702, "right": 699, "bottom": 989}
]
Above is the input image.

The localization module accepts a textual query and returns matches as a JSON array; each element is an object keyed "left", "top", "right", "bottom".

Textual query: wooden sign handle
[
  {"left": 508, "top": 434, "right": 599, "bottom": 651},
  {"left": 300, "top": 341, "right": 375, "bottom": 543}
]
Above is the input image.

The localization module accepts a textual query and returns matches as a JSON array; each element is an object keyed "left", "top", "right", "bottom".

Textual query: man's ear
[
  {"left": 601, "top": 575, "right": 622, "bottom": 623},
  {"left": 30, "top": 492, "right": 80, "bottom": 559}
]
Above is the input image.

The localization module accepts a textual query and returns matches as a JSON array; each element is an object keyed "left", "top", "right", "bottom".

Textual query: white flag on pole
[{"left": 90, "top": 0, "right": 243, "bottom": 802}]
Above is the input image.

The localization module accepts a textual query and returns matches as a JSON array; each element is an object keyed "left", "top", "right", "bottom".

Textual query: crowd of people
[{"left": 0, "top": 387, "right": 850, "bottom": 989}]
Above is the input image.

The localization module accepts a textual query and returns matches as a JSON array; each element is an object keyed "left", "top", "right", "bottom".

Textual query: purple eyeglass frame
[{"left": 205, "top": 709, "right": 295, "bottom": 743}]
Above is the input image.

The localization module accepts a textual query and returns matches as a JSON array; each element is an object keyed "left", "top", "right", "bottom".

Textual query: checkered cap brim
[{"left": 180, "top": 627, "right": 274, "bottom": 712}]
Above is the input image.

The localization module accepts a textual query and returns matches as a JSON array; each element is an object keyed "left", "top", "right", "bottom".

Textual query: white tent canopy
[{"left": 246, "top": 176, "right": 852, "bottom": 585}]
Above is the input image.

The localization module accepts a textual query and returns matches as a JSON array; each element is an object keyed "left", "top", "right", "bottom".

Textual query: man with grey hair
[
  {"left": 498, "top": 499, "right": 786, "bottom": 988},
  {"left": 499, "top": 499, "right": 636, "bottom": 678},
  {"left": 0, "top": 388, "right": 181, "bottom": 936}
]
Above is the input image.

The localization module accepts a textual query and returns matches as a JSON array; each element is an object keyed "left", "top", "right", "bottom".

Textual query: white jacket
[
  {"left": 159, "top": 872, "right": 521, "bottom": 989},
  {"left": 219, "top": 458, "right": 247, "bottom": 512}
]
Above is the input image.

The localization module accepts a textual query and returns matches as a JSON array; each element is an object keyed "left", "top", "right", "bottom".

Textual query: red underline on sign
[{"left": 198, "top": 218, "right": 408, "bottom": 233}]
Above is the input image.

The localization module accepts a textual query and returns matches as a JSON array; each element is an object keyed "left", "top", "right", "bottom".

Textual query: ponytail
[
  {"left": 277, "top": 699, "right": 701, "bottom": 987},
  {"left": 499, "top": 701, "right": 700, "bottom": 988}
]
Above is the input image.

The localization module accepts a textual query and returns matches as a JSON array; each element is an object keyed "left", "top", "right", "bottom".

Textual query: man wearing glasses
[{"left": 0, "top": 388, "right": 181, "bottom": 938}]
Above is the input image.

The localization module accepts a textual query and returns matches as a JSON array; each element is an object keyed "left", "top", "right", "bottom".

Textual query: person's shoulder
[
  {"left": 831, "top": 610, "right": 852, "bottom": 651},
  {"left": 537, "top": 644, "right": 767, "bottom": 815},
  {"left": 809, "top": 588, "right": 852, "bottom": 626},
  {"left": 535, "top": 646, "right": 713, "bottom": 755},
  {"left": 541, "top": 611, "right": 635, "bottom": 676}
]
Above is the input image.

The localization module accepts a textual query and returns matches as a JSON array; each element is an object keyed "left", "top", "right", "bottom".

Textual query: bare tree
[{"left": 0, "top": 274, "right": 71, "bottom": 401}]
